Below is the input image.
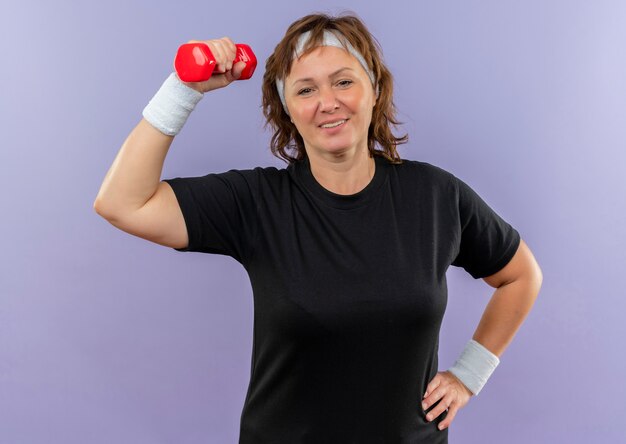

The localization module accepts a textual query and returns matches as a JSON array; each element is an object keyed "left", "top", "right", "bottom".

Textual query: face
[{"left": 284, "top": 45, "right": 377, "bottom": 160}]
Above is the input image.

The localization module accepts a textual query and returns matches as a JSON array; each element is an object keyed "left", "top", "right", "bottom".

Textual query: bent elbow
[{"left": 92, "top": 198, "right": 119, "bottom": 222}]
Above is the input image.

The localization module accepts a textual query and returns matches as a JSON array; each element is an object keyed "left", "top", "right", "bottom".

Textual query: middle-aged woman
[{"left": 94, "top": 12, "right": 543, "bottom": 444}]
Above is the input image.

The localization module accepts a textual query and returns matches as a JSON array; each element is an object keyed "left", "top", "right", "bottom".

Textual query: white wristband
[
  {"left": 448, "top": 339, "right": 500, "bottom": 395},
  {"left": 142, "top": 72, "right": 204, "bottom": 136}
]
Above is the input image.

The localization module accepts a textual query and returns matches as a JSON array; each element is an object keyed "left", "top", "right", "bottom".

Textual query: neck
[{"left": 307, "top": 148, "right": 376, "bottom": 195}]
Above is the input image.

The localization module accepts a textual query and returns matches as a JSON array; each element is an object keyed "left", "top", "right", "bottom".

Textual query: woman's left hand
[{"left": 422, "top": 370, "right": 474, "bottom": 430}]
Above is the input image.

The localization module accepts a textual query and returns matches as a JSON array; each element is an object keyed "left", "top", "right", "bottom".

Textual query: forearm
[
  {"left": 472, "top": 277, "right": 541, "bottom": 357},
  {"left": 94, "top": 118, "right": 173, "bottom": 218}
]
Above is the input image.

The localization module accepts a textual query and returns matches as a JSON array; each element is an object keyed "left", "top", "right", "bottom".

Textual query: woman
[{"left": 94, "top": 13, "right": 542, "bottom": 443}]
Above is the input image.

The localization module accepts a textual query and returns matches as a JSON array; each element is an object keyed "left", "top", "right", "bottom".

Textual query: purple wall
[{"left": 2, "top": 0, "right": 625, "bottom": 442}]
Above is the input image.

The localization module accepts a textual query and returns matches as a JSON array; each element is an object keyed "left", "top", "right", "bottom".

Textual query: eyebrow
[{"left": 291, "top": 67, "right": 355, "bottom": 87}]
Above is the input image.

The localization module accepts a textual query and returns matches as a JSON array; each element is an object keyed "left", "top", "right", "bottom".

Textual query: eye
[
  {"left": 337, "top": 79, "right": 353, "bottom": 87},
  {"left": 297, "top": 87, "right": 314, "bottom": 95}
]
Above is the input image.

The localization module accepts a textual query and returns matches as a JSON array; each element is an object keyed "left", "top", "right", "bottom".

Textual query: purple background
[{"left": 1, "top": 0, "right": 625, "bottom": 442}]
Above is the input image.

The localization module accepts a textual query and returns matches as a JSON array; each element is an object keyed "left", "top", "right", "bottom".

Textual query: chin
[
  {"left": 306, "top": 131, "right": 368, "bottom": 157},
  {"left": 319, "top": 138, "right": 358, "bottom": 153},
  {"left": 319, "top": 145, "right": 355, "bottom": 157}
]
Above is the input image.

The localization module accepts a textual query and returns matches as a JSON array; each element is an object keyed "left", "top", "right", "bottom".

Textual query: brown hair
[{"left": 261, "top": 12, "right": 407, "bottom": 164}]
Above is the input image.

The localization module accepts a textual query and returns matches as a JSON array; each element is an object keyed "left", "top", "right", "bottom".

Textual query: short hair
[{"left": 262, "top": 12, "right": 407, "bottom": 164}]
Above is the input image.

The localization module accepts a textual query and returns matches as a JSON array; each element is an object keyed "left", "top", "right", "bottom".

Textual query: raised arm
[
  {"left": 93, "top": 118, "right": 188, "bottom": 248},
  {"left": 93, "top": 38, "right": 245, "bottom": 249}
]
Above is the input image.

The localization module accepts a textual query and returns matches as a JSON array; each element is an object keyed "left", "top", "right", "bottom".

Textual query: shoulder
[
  {"left": 396, "top": 158, "right": 454, "bottom": 176},
  {"left": 166, "top": 164, "right": 289, "bottom": 197},
  {"left": 388, "top": 157, "right": 457, "bottom": 188},
  {"left": 208, "top": 164, "right": 288, "bottom": 183},
  {"left": 208, "top": 165, "right": 292, "bottom": 198}
]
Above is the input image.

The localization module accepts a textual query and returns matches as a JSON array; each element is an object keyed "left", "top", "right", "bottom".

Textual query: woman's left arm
[
  {"left": 422, "top": 238, "right": 543, "bottom": 430},
  {"left": 473, "top": 237, "right": 543, "bottom": 354}
]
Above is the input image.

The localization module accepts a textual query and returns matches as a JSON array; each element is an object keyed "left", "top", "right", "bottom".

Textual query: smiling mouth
[{"left": 319, "top": 119, "right": 348, "bottom": 129}]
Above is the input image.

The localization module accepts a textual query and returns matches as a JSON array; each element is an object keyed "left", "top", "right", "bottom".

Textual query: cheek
[
  {"left": 291, "top": 103, "right": 316, "bottom": 124},
  {"left": 356, "top": 102, "right": 374, "bottom": 125},
  {"left": 347, "top": 92, "right": 374, "bottom": 117}
]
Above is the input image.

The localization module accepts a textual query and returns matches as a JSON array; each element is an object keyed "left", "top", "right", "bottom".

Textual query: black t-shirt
[{"left": 163, "top": 154, "right": 520, "bottom": 443}]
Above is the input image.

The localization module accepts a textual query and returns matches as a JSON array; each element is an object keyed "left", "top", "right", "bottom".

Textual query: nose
[{"left": 318, "top": 86, "right": 339, "bottom": 112}]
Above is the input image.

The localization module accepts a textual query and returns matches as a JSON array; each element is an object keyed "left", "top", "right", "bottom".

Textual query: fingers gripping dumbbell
[{"left": 174, "top": 42, "right": 257, "bottom": 82}]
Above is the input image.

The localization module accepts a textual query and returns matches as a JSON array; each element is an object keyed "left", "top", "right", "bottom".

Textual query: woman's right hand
[{"left": 178, "top": 37, "right": 246, "bottom": 94}]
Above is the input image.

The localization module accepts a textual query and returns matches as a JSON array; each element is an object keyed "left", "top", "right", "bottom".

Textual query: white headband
[{"left": 275, "top": 29, "right": 378, "bottom": 115}]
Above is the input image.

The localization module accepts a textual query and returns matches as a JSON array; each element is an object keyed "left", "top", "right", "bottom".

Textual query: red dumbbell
[{"left": 174, "top": 42, "right": 257, "bottom": 82}]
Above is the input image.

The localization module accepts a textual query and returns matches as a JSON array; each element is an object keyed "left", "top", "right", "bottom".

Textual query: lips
[{"left": 319, "top": 118, "right": 348, "bottom": 128}]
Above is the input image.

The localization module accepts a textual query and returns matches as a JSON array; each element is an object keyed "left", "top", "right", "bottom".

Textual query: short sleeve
[
  {"left": 162, "top": 169, "right": 259, "bottom": 264},
  {"left": 450, "top": 175, "right": 521, "bottom": 279}
]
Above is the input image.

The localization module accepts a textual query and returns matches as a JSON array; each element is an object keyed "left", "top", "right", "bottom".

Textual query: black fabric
[{"left": 163, "top": 155, "right": 520, "bottom": 443}]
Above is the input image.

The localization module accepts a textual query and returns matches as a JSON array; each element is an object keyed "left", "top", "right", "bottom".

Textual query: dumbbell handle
[{"left": 174, "top": 42, "right": 257, "bottom": 82}]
